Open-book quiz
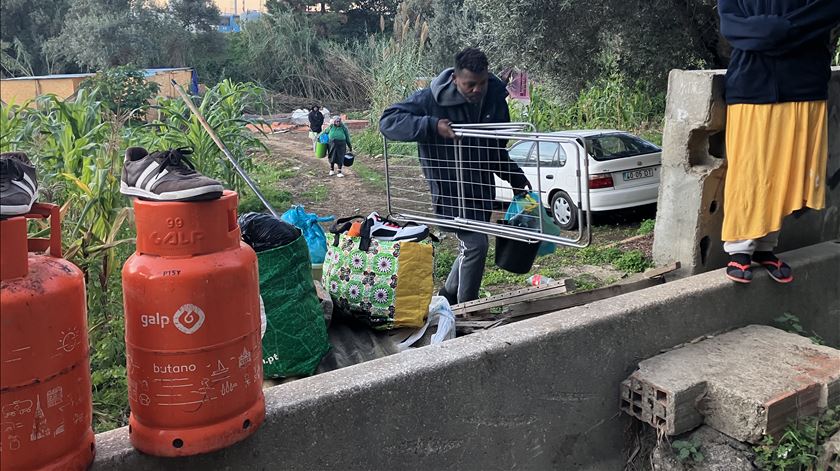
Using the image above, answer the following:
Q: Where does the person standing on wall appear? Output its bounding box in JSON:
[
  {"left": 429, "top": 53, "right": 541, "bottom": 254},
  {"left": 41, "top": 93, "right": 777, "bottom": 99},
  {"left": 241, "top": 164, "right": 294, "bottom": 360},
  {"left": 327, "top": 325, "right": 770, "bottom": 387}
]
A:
[
  {"left": 379, "top": 48, "right": 530, "bottom": 304},
  {"left": 308, "top": 105, "right": 324, "bottom": 152},
  {"left": 718, "top": 0, "right": 840, "bottom": 284},
  {"left": 324, "top": 116, "right": 352, "bottom": 178}
]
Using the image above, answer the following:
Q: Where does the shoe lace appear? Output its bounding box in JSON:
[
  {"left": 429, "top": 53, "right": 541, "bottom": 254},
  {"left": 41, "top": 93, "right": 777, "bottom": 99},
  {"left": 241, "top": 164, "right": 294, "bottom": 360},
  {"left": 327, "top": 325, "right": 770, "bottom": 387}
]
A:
[{"left": 155, "top": 147, "right": 198, "bottom": 176}]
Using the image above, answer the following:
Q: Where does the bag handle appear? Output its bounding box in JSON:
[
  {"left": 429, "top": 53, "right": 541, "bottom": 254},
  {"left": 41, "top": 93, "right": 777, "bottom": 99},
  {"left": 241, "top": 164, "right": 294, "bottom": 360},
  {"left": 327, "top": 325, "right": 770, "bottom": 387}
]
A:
[
  {"left": 330, "top": 214, "right": 439, "bottom": 251},
  {"left": 330, "top": 215, "right": 364, "bottom": 246}
]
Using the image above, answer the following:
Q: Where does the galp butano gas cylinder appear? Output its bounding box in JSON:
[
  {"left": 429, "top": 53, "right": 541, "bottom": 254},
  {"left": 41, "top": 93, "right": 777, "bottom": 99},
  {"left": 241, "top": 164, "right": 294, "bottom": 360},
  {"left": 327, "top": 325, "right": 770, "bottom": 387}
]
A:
[
  {"left": 122, "top": 191, "right": 265, "bottom": 457},
  {"left": 0, "top": 204, "right": 95, "bottom": 471}
]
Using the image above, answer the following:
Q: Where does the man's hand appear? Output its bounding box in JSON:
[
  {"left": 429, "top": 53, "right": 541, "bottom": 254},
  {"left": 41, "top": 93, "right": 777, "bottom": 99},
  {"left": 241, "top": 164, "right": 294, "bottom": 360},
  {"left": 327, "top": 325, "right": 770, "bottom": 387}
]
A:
[
  {"left": 437, "top": 119, "right": 456, "bottom": 139},
  {"left": 513, "top": 180, "right": 531, "bottom": 198}
]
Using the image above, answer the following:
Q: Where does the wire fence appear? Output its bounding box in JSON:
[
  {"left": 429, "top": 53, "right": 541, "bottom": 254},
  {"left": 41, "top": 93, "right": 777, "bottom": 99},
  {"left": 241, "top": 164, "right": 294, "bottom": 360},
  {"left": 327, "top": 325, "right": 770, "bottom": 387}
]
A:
[{"left": 384, "top": 123, "right": 592, "bottom": 247}]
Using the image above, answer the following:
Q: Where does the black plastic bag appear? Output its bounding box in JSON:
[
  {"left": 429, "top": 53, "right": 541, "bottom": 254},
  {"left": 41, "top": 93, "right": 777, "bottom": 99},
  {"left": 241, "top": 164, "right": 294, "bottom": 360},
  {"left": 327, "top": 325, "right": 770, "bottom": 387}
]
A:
[{"left": 239, "top": 212, "right": 301, "bottom": 252}]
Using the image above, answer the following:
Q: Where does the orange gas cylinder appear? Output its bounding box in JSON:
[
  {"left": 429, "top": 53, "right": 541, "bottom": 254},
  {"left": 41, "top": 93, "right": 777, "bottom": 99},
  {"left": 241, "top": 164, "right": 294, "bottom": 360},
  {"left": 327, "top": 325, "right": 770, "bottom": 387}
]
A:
[
  {"left": 0, "top": 204, "right": 95, "bottom": 471},
  {"left": 121, "top": 191, "right": 265, "bottom": 457}
]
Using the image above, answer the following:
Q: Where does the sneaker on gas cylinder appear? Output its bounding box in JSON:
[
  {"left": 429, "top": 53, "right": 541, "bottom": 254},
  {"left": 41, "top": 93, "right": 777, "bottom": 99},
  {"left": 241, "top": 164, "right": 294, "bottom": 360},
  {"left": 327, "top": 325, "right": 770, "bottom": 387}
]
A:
[
  {"left": 1, "top": 152, "right": 38, "bottom": 217},
  {"left": 120, "top": 147, "right": 224, "bottom": 201}
]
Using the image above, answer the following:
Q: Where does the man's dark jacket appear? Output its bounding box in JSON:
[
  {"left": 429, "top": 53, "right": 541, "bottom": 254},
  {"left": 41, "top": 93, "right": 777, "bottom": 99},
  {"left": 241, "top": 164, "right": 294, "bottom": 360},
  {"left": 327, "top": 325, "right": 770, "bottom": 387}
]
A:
[
  {"left": 379, "top": 68, "right": 529, "bottom": 222},
  {"left": 719, "top": 0, "right": 840, "bottom": 104}
]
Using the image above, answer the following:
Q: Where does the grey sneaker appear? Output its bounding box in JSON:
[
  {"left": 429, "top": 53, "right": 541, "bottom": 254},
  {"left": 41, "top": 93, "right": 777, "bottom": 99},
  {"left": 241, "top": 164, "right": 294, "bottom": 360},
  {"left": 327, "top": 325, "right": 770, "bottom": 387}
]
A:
[
  {"left": 120, "top": 147, "right": 224, "bottom": 201},
  {"left": 1, "top": 152, "right": 38, "bottom": 217}
]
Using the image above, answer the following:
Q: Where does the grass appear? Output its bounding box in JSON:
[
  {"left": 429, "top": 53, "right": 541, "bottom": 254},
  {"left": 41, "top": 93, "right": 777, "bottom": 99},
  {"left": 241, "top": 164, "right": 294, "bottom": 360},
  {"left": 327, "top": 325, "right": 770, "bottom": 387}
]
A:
[
  {"left": 753, "top": 405, "right": 840, "bottom": 470},
  {"left": 481, "top": 267, "right": 530, "bottom": 287},
  {"left": 434, "top": 246, "right": 457, "bottom": 280},
  {"left": 353, "top": 159, "right": 386, "bottom": 190},
  {"left": 238, "top": 162, "right": 295, "bottom": 214},
  {"left": 637, "top": 219, "right": 655, "bottom": 236},
  {"left": 571, "top": 274, "right": 601, "bottom": 292},
  {"left": 432, "top": 237, "right": 652, "bottom": 297},
  {"left": 303, "top": 183, "right": 329, "bottom": 203}
]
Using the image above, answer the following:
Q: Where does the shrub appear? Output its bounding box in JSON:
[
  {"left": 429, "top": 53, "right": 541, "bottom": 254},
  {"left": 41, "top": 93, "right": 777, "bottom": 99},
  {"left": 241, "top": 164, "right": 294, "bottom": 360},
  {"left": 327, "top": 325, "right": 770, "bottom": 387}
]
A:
[{"left": 79, "top": 66, "right": 160, "bottom": 119}]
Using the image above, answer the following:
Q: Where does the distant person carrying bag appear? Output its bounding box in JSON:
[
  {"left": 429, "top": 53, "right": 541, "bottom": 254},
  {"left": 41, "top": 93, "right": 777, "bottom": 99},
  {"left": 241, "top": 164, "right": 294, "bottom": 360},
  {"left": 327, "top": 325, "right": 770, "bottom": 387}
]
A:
[
  {"left": 308, "top": 105, "right": 324, "bottom": 152},
  {"left": 324, "top": 116, "right": 352, "bottom": 178},
  {"left": 717, "top": 0, "right": 840, "bottom": 284}
]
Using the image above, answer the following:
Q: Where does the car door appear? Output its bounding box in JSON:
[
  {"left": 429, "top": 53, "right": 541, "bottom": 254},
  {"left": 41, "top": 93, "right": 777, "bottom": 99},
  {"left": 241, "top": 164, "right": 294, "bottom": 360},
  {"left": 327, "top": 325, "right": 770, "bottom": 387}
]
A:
[
  {"left": 495, "top": 140, "right": 533, "bottom": 201},
  {"left": 530, "top": 141, "right": 561, "bottom": 202}
]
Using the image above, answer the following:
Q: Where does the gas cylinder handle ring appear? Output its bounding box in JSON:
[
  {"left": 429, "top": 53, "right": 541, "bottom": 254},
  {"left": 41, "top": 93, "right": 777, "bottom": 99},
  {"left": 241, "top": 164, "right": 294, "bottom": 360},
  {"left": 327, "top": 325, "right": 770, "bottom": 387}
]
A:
[{"left": 25, "top": 203, "right": 62, "bottom": 258}]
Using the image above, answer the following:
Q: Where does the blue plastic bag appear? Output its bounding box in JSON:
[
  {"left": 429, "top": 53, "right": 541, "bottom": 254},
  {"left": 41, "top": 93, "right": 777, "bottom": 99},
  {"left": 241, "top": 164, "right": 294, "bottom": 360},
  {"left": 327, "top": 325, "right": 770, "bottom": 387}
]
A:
[
  {"left": 503, "top": 192, "right": 560, "bottom": 256},
  {"left": 281, "top": 205, "right": 334, "bottom": 264},
  {"left": 318, "top": 133, "right": 330, "bottom": 144}
]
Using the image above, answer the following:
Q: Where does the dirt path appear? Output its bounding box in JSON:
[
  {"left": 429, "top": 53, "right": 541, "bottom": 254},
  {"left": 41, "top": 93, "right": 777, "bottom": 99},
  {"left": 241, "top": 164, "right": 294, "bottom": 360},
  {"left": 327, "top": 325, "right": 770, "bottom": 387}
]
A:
[{"left": 259, "top": 132, "right": 389, "bottom": 219}]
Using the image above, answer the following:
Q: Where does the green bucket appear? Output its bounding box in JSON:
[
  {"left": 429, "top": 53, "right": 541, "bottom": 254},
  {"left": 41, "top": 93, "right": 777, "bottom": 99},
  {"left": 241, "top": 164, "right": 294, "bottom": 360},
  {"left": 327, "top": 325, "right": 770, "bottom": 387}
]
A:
[{"left": 315, "top": 142, "right": 327, "bottom": 158}]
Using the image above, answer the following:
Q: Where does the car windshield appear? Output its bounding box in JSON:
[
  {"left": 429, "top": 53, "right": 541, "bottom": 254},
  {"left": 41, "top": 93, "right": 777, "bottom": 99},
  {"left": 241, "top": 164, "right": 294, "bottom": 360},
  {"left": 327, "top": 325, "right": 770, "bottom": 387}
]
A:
[{"left": 585, "top": 134, "right": 660, "bottom": 161}]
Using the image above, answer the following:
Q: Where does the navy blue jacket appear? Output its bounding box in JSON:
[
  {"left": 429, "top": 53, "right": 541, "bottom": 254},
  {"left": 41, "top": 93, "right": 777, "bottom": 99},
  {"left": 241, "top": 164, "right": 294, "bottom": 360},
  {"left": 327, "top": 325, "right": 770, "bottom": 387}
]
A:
[
  {"left": 379, "top": 68, "right": 529, "bottom": 222},
  {"left": 719, "top": 0, "right": 840, "bottom": 104}
]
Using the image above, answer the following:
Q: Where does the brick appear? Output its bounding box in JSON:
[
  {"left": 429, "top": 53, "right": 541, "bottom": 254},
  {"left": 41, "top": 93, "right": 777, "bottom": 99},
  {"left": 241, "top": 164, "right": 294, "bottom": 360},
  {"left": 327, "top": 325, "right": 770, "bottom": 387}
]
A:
[{"left": 620, "top": 325, "right": 840, "bottom": 443}]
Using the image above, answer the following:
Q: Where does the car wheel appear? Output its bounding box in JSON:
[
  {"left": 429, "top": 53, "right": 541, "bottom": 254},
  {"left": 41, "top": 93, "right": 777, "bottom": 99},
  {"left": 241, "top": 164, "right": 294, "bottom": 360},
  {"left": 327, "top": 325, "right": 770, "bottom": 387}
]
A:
[{"left": 550, "top": 191, "right": 579, "bottom": 231}]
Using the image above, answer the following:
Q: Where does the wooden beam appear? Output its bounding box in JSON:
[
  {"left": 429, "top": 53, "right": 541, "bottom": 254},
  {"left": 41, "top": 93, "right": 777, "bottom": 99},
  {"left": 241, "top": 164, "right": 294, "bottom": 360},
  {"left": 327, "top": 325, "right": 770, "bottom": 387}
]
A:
[
  {"left": 452, "top": 262, "right": 681, "bottom": 332},
  {"left": 500, "top": 262, "right": 680, "bottom": 320},
  {"left": 502, "top": 276, "right": 664, "bottom": 319},
  {"left": 451, "top": 279, "right": 574, "bottom": 317}
]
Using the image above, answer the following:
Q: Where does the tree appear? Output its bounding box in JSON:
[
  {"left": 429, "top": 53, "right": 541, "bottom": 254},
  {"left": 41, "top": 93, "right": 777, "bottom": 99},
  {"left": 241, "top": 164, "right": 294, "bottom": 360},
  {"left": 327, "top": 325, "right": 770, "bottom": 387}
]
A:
[
  {"left": 426, "top": 0, "right": 474, "bottom": 71},
  {"left": 45, "top": 0, "right": 225, "bottom": 75},
  {"left": 458, "top": 0, "right": 721, "bottom": 97},
  {"left": 45, "top": 0, "right": 167, "bottom": 70},
  {"left": 168, "top": 0, "right": 221, "bottom": 31},
  {"left": 0, "top": 0, "right": 71, "bottom": 75}
]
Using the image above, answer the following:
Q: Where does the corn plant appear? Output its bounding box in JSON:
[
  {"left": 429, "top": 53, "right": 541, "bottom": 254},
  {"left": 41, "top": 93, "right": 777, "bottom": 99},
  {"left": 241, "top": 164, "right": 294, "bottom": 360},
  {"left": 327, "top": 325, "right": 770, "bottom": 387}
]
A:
[
  {"left": 24, "top": 91, "right": 109, "bottom": 186},
  {"left": 130, "top": 79, "right": 268, "bottom": 193},
  {"left": 0, "top": 100, "right": 38, "bottom": 152}
]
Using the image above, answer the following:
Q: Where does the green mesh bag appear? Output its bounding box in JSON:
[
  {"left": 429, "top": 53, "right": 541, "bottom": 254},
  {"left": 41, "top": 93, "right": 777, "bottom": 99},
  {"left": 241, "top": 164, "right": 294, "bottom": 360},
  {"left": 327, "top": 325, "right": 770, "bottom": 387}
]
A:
[{"left": 258, "top": 235, "right": 329, "bottom": 378}]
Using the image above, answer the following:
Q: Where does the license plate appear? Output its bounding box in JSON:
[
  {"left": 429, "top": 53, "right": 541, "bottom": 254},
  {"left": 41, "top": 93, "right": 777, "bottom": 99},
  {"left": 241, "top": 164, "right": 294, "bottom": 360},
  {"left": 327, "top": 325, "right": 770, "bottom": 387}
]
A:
[{"left": 622, "top": 168, "right": 655, "bottom": 181}]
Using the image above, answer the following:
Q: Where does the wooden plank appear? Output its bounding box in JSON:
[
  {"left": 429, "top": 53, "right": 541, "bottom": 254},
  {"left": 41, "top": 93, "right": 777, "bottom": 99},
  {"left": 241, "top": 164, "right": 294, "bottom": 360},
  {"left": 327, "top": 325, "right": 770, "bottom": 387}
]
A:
[
  {"left": 636, "top": 261, "right": 681, "bottom": 280},
  {"left": 496, "top": 262, "right": 681, "bottom": 322},
  {"left": 455, "top": 320, "right": 498, "bottom": 329},
  {"left": 452, "top": 279, "right": 574, "bottom": 316},
  {"left": 453, "top": 263, "right": 680, "bottom": 332},
  {"left": 502, "top": 276, "right": 664, "bottom": 319}
]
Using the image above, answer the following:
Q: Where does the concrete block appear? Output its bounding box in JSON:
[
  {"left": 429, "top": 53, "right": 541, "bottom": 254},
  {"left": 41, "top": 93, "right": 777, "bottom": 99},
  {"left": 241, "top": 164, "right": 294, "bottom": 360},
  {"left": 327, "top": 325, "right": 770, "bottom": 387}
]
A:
[
  {"left": 653, "top": 69, "right": 728, "bottom": 277},
  {"left": 653, "top": 68, "right": 840, "bottom": 277},
  {"left": 622, "top": 325, "right": 840, "bottom": 443}
]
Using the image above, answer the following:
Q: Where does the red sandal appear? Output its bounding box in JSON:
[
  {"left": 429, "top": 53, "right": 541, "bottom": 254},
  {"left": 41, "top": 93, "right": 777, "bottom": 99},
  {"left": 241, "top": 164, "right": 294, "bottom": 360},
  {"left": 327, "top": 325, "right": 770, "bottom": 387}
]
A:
[
  {"left": 725, "top": 254, "right": 753, "bottom": 284},
  {"left": 753, "top": 251, "right": 793, "bottom": 283}
]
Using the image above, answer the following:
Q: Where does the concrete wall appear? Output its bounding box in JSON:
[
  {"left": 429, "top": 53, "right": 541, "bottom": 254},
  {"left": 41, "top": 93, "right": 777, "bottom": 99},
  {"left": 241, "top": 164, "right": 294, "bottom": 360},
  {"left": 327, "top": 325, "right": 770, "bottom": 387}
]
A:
[
  {"left": 653, "top": 68, "right": 840, "bottom": 277},
  {"left": 92, "top": 242, "right": 840, "bottom": 471},
  {"left": 0, "top": 75, "right": 92, "bottom": 105}
]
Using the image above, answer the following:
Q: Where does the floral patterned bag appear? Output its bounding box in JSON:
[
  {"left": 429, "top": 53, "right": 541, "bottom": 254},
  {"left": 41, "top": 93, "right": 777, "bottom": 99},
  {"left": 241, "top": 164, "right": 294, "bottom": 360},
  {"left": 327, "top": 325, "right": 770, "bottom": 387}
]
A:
[{"left": 322, "top": 217, "right": 434, "bottom": 330}]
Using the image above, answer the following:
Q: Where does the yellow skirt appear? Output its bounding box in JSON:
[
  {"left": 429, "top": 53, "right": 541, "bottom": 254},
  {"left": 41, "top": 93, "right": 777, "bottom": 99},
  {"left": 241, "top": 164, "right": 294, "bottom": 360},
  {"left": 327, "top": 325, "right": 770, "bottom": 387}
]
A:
[{"left": 722, "top": 101, "right": 828, "bottom": 241}]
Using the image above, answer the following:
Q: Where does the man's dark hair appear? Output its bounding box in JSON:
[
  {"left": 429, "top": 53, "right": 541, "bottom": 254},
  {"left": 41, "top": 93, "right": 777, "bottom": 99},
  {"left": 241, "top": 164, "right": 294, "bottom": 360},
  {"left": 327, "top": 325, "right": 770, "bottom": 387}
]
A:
[{"left": 455, "top": 48, "right": 488, "bottom": 74}]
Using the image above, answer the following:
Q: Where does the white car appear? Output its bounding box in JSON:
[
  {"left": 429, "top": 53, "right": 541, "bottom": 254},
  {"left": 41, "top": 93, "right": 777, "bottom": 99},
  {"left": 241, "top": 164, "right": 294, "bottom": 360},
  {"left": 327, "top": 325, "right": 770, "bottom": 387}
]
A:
[{"left": 496, "top": 130, "right": 662, "bottom": 230}]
